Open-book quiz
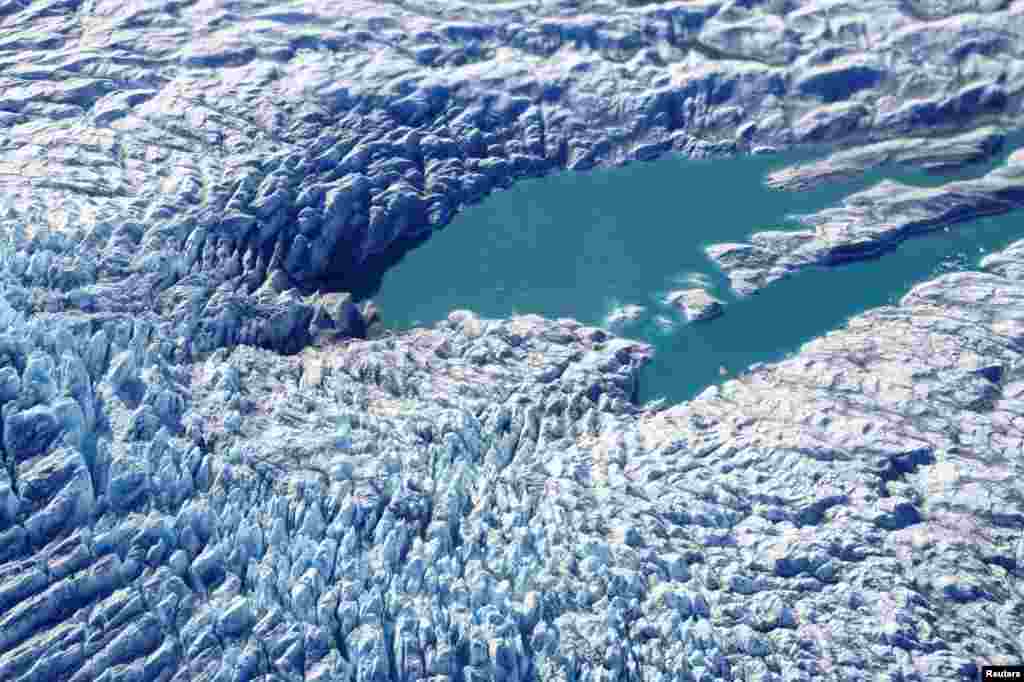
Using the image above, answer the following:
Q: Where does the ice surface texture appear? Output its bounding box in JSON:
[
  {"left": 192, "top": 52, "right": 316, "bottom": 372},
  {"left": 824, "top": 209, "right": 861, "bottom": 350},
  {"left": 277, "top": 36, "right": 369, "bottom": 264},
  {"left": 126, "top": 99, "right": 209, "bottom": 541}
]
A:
[{"left": 2, "top": 0, "right": 1024, "bottom": 681}]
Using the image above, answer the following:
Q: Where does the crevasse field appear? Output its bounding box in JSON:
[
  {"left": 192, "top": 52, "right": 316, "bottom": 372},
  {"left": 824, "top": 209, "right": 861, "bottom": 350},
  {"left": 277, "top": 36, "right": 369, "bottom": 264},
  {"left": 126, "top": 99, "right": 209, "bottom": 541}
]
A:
[{"left": 2, "top": 0, "right": 1024, "bottom": 681}]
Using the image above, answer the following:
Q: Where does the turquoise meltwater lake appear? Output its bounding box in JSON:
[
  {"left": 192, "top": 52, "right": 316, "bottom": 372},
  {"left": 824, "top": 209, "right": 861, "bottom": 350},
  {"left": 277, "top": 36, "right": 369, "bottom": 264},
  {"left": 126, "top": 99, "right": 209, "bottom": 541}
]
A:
[{"left": 361, "top": 138, "right": 1024, "bottom": 404}]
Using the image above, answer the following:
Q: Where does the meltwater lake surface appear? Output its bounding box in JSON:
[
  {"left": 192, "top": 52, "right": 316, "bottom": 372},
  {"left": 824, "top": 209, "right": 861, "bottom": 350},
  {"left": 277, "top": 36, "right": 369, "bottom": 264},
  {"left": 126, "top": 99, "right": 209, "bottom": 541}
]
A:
[{"left": 364, "top": 141, "right": 1024, "bottom": 405}]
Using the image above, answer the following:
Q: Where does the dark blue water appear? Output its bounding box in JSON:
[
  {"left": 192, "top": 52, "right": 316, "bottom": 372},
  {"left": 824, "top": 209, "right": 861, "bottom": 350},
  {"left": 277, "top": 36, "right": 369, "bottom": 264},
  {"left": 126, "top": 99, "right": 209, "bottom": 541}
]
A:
[{"left": 366, "top": 138, "right": 1024, "bottom": 404}]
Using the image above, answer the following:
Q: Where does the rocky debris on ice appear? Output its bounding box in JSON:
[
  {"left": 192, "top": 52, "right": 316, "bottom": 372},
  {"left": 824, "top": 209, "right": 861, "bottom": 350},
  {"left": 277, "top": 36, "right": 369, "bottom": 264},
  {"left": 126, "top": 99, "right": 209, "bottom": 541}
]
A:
[
  {"left": 765, "top": 127, "right": 1007, "bottom": 191},
  {"left": 707, "top": 152, "right": 1024, "bottom": 296},
  {"left": 666, "top": 289, "right": 726, "bottom": 323}
]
